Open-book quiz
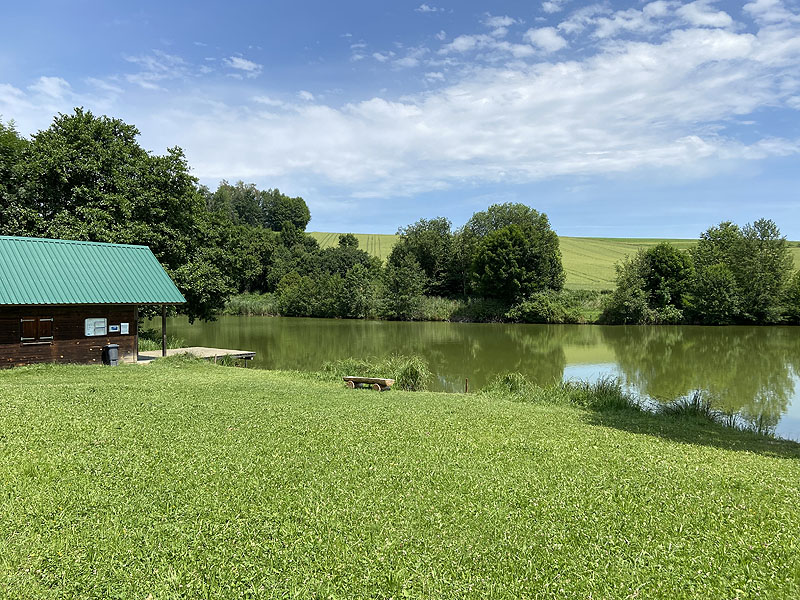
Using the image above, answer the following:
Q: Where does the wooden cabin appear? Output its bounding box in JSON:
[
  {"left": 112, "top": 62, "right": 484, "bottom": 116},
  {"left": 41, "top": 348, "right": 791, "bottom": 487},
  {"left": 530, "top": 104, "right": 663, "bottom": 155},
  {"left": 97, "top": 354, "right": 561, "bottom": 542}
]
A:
[{"left": 0, "top": 236, "right": 185, "bottom": 367}]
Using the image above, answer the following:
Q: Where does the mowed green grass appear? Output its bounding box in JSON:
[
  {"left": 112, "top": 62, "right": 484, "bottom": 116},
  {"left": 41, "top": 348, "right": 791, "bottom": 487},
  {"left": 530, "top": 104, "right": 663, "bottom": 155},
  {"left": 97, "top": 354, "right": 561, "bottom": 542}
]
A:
[
  {"left": 311, "top": 232, "right": 800, "bottom": 291},
  {"left": 1, "top": 362, "right": 798, "bottom": 598}
]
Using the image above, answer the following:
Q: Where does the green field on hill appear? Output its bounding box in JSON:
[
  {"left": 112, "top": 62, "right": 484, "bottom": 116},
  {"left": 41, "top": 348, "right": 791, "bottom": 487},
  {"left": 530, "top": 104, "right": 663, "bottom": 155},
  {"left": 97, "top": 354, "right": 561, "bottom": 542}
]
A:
[{"left": 311, "top": 232, "right": 800, "bottom": 291}]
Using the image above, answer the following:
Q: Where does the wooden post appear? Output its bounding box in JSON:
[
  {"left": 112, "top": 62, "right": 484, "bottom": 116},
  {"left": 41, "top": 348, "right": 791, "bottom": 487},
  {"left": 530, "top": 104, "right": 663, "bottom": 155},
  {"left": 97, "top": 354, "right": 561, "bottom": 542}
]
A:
[
  {"left": 465, "top": 378, "right": 469, "bottom": 394},
  {"left": 134, "top": 306, "right": 139, "bottom": 363},
  {"left": 161, "top": 304, "right": 167, "bottom": 357}
]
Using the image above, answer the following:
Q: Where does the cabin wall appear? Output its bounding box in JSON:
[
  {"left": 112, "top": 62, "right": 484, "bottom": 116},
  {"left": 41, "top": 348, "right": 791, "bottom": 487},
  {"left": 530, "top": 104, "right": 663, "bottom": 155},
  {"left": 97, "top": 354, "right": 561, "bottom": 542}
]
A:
[{"left": 0, "top": 305, "right": 137, "bottom": 368}]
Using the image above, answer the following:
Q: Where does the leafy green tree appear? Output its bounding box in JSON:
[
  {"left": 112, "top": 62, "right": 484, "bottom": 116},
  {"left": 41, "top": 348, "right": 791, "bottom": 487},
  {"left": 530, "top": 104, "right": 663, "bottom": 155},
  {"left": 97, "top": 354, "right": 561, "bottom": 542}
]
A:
[
  {"left": 338, "top": 233, "right": 359, "bottom": 248},
  {"left": 0, "top": 119, "right": 33, "bottom": 234},
  {"left": 206, "top": 180, "right": 263, "bottom": 227},
  {"left": 472, "top": 225, "right": 529, "bottom": 303},
  {"left": 5, "top": 108, "right": 230, "bottom": 321},
  {"left": 784, "top": 271, "right": 800, "bottom": 324},
  {"left": 690, "top": 219, "right": 793, "bottom": 324},
  {"left": 390, "top": 217, "right": 455, "bottom": 296},
  {"left": 640, "top": 242, "right": 694, "bottom": 310},
  {"left": 337, "top": 263, "right": 380, "bottom": 318},
  {"left": 738, "top": 219, "right": 794, "bottom": 323},
  {"left": 685, "top": 264, "right": 741, "bottom": 325},
  {"left": 463, "top": 203, "right": 565, "bottom": 295},
  {"left": 276, "top": 273, "right": 317, "bottom": 316},
  {"left": 262, "top": 189, "right": 311, "bottom": 231},
  {"left": 380, "top": 253, "right": 427, "bottom": 320},
  {"left": 601, "top": 246, "right": 688, "bottom": 325}
]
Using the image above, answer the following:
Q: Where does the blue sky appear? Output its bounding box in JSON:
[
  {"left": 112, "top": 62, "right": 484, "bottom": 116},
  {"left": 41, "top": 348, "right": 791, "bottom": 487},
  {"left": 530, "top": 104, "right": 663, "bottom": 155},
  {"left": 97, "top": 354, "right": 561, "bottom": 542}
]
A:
[{"left": 1, "top": 0, "right": 799, "bottom": 237}]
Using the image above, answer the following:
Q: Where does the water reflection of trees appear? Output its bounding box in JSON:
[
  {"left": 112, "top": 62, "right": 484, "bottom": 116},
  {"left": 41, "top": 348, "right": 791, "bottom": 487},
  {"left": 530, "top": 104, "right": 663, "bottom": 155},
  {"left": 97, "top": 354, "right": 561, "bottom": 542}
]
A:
[{"left": 601, "top": 326, "right": 799, "bottom": 429}]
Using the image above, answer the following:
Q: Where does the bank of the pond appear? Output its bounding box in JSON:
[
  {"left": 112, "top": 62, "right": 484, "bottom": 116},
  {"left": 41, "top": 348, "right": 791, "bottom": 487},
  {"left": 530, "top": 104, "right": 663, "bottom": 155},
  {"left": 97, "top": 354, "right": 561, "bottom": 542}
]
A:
[
  {"left": 154, "top": 316, "right": 800, "bottom": 440},
  {"left": 1, "top": 361, "right": 798, "bottom": 598},
  {"left": 221, "top": 291, "right": 607, "bottom": 324}
]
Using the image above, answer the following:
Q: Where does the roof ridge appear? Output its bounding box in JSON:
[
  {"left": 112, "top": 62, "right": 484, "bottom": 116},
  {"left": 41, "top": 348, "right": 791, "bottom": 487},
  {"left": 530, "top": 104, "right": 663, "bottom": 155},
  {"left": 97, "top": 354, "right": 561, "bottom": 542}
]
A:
[{"left": 0, "top": 235, "right": 149, "bottom": 249}]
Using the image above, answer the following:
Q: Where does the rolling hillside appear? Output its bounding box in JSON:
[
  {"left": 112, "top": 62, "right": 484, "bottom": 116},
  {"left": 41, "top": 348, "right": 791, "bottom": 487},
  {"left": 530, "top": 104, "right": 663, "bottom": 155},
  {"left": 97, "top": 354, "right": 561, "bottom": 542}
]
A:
[{"left": 310, "top": 232, "right": 800, "bottom": 291}]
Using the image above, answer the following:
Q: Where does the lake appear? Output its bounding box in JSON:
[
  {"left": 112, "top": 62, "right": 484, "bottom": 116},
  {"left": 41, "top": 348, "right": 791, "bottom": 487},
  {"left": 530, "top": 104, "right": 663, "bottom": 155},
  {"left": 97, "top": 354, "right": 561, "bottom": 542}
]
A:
[{"left": 154, "top": 316, "right": 800, "bottom": 441}]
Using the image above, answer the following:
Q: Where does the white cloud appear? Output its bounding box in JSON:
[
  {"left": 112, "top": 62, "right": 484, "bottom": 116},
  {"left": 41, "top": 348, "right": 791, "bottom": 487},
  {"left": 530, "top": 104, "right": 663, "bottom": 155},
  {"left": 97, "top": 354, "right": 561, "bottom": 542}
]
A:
[
  {"left": 395, "top": 57, "right": 420, "bottom": 68},
  {"left": 416, "top": 4, "right": 443, "bottom": 13},
  {"left": 253, "top": 95, "right": 287, "bottom": 108},
  {"left": 373, "top": 52, "right": 393, "bottom": 62},
  {"left": 5, "top": 2, "right": 800, "bottom": 203},
  {"left": 677, "top": 1, "right": 733, "bottom": 28},
  {"left": 523, "top": 27, "right": 568, "bottom": 53},
  {"left": 223, "top": 56, "right": 263, "bottom": 78},
  {"left": 743, "top": 0, "right": 800, "bottom": 24},
  {"left": 28, "top": 76, "right": 71, "bottom": 99},
  {"left": 435, "top": 30, "right": 447, "bottom": 41},
  {"left": 542, "top": 0, "right": 569, "bottom": 14},
  {"left": 121, "top": 21, "right": 799, "bottom": 199},
  {"left": 124, "top": 50, "right": 188, "bottom": 90}
]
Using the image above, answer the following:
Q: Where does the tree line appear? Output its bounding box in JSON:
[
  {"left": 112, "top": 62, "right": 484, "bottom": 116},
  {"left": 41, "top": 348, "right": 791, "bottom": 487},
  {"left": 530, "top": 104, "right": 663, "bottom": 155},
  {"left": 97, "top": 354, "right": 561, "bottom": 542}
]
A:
[{"left": 1, "top": 109, "right": 798, "bottom": 325}]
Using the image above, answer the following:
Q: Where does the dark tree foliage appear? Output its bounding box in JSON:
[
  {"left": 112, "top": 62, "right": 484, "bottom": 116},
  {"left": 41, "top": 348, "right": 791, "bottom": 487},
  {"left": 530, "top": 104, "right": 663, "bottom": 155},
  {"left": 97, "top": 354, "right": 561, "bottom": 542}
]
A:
[
  {"left": 206, "top": 180, "right": 263, "bottom": 227},
  {"left": 601, "top": 246, "right": 690, "bottom": 325},
  {"left": 689, "top": 219, "right": 793, "bottom": 324},
  {"left": 0, "top": 120, "right": 27, "bottom": 195},
  {"left": 640, "top": 242, "right": 694, "bottom": 310},
  {"left": 262, "top": 188, "right": 311, "bottom": 231},
  {"left": 464, "top": 203, "right": 565, "bottom": 295},
  {"left": 685, "top": 263, "right": 740, "bottom": 325},
  {"left": 381, "top": 253, "right": 427, "bottom": 320},
  {"left": 785, "top": 271, "right": 800, "bottom": 325},
  {"left": 338, "top": 233, "right": 359, "bottom": 248},
  {"left": 472, "top": 225, "right": 529, "bottom": 303},
  {"left": 0, "top": 109, "right": 231, "bottom": 321},
  {"left": 389, "top": 217, "right": 456, "bottom": 297}
]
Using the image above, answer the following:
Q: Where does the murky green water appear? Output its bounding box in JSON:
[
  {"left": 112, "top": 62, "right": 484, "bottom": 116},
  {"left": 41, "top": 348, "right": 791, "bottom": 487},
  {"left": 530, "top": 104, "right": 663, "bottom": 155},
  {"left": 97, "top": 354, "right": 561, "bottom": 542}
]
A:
[{"left": 155, "top": 316, "right": 800, "bottom": 440}]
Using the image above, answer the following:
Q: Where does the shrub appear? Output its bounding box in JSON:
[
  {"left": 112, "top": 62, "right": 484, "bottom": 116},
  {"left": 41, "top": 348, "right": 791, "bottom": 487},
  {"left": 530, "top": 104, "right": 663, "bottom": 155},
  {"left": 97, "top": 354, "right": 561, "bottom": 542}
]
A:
[
  {"left": 416, "top": 296, "right": 461, "bottom": 321},
  {"left": 562, "top": 377, "right": 639, "bottom": 412},
  {"left": 658, "top": 391, "right": 716, "bottom": 421},
  {"left": 480, "top": 372, "right": 533, "bottom": 397},
  {"left": 223, "top": 293, "right": 280, "bottom": 316}
]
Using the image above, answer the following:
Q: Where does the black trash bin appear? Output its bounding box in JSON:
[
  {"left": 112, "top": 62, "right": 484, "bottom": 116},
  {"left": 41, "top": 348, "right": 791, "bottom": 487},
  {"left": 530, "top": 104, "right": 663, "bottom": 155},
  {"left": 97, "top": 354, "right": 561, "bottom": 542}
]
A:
[{"left": 103, "top": 344, "right": 120, "bottom": 366}]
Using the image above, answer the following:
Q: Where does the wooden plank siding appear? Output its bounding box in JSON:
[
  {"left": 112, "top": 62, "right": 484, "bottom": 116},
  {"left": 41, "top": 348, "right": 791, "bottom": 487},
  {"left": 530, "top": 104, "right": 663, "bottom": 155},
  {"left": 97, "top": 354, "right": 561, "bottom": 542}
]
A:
[{"left": 0, "top": 305, "right": 137, "bottom": 367}]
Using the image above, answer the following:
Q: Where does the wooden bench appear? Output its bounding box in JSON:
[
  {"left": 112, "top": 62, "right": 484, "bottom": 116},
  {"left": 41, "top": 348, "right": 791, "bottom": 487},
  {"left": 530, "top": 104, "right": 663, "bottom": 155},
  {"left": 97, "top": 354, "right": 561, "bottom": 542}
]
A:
[{"left": 343, "top": 376, "right": 395, "bottom": 391}]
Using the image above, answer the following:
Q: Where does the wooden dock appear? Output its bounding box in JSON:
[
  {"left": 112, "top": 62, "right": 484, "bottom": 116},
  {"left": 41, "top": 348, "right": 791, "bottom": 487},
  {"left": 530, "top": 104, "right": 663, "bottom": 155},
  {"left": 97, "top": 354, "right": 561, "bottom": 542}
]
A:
[{"left": 138, "top": 347, "right": 256, "bottom": 364}]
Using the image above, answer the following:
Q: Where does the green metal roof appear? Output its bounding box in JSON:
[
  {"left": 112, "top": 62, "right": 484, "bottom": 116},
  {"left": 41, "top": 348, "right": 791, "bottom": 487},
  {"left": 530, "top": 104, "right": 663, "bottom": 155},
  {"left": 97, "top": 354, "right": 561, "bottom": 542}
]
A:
[{"left": 0, "top": 236, "right": 186, "bottom": 305}]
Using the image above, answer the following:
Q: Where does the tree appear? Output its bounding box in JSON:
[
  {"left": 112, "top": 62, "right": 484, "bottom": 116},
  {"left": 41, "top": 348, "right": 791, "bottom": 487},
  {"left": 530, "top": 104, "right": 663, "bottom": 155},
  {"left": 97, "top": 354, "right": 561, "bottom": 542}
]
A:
[
  {"left": 685, "top": 264, "right": 741, "bottom": 325},
  {"left": 262, "top": 188, "right": 311, "bottom": 231},
  {"left": 690, "top": 219, "right": 793, "bottom": 324},
  {"left": 5, "top": 108, "right": 230, "bottom": 321},
  {"left": 738, "top": 219, "right": 794, "bottom": 323},
  {"left": 338, "top": 233, "right": 359, "bottom": 248},
  {"left": 390, "top": 217, "right": 455, "bottom": 296},
  {"left": 380, "top": 253, "right": 427, "bottom": 320},
  {"left": 640, "top": 242, "right": 694, "bottom": 310},
  {"left": 785, "top": 271, "right": 800, "bottom": 325},
  {"left": 601, "top": 246, "right": 689, "bottom": 325},
  {"left": 463, "top": 203, "right": 565, "bottom": 295},
  {"left": 472, "top": 225, "right": 529, "bottom": 303},
  {"left": 0, "top": 119, "right": 33, "bottom": 234}
]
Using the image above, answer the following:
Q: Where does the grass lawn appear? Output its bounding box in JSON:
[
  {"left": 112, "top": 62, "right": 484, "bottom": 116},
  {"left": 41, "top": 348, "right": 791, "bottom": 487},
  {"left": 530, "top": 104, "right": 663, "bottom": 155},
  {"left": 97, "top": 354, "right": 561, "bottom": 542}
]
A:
[{"left": 1, "top": 361, "right": 799, "bottom": 598}]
